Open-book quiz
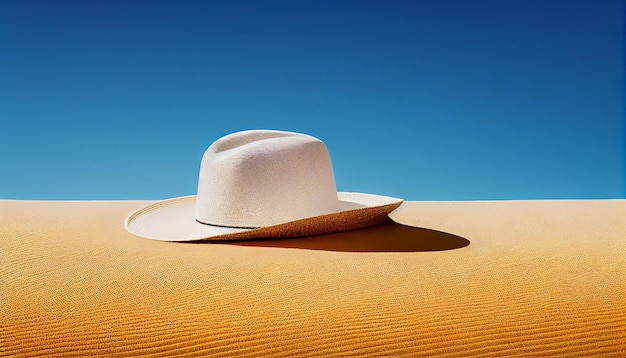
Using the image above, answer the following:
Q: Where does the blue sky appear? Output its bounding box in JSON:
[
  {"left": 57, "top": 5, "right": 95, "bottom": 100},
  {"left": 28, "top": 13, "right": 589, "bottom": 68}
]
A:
[{"left": 1, "top": 0, "right": 624, "bottom": 200}]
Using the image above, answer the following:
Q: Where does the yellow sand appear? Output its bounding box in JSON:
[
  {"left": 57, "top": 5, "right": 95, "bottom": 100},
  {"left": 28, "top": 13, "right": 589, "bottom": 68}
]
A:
[{"left": 1, "top": 199, "right": 625, "bottom": 357}]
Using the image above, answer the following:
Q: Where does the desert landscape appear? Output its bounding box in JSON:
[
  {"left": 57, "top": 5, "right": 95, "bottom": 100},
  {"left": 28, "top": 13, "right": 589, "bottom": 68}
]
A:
[{"left": 1, "top": 199, "right": 624, "bottom": 356}]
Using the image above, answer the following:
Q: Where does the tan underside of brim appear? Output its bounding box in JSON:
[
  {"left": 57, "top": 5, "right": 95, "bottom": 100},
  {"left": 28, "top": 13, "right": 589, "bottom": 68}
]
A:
[{"left": 125, "top": 192, "right": 403, "bottom": 242}]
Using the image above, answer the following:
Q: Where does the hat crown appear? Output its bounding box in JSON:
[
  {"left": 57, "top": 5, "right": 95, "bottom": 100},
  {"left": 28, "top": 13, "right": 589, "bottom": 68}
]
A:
[{"left": 195, "top": 130, "right": 340, "bottom": 228}]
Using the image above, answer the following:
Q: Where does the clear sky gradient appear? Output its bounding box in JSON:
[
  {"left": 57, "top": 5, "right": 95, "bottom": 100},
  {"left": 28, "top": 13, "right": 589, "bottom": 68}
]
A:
[{"left": 1, "top": 0, "right": 624, "bottom": 200}]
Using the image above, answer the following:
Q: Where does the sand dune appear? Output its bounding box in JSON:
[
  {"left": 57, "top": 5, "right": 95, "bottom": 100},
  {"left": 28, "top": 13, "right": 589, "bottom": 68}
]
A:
[{"left": 1, "top": 199, "right": 625, "bottom": 356}]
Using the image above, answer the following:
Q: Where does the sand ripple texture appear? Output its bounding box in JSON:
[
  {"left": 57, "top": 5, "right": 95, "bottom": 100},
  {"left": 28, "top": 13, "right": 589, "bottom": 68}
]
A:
[{"left": 1, "top": 199, "right": 625, "bottom": 357}]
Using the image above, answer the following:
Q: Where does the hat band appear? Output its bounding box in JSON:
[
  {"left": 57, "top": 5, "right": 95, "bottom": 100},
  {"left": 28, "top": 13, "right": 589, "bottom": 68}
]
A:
[{"left": 195, "top": 219, "right": 260, "bottom": 230}]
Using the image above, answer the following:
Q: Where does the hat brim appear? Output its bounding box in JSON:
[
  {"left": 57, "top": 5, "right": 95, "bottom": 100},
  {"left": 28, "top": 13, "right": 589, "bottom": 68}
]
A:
[{"left": 125, "top": 192, "right": 403, "bottom": 242}]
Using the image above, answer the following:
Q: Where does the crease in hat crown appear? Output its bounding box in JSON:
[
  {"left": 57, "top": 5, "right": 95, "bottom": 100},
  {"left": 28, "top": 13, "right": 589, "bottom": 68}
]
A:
[{"left": 195, "top": 130, "right": 340, "bottom": 228}]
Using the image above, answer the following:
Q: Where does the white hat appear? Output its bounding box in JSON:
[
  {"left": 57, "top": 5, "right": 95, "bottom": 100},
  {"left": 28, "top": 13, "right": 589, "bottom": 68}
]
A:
[{"left": 125, "top": 129, "right": 403, "bottom": 241}]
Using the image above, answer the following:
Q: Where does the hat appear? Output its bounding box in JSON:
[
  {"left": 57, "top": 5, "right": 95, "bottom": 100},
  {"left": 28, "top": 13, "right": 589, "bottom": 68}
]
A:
[{"left": 125, "top": 129, "right": 403, "bottom": 242}]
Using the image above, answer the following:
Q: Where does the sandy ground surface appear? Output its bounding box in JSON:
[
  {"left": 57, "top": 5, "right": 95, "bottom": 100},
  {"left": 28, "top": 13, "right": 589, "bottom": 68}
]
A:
[{"left": 1, "top": 199, "right": 625, "bottom": 356}]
